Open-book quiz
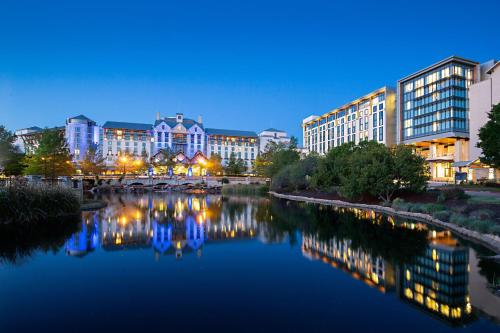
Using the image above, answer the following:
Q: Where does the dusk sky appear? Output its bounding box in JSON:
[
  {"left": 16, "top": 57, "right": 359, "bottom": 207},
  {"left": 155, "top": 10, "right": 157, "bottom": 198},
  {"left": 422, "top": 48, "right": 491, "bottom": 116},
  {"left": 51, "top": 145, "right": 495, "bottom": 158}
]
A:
[{"left": 1, "top": 0, "right": 499, "bottom": 142}]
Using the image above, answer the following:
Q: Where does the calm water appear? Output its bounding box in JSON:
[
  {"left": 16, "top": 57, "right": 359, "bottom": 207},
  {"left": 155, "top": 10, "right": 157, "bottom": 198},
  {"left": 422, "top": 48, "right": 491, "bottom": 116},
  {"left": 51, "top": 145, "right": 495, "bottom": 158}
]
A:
[{"left": 1, "top": 193, "right": 499, "bottom": 333}]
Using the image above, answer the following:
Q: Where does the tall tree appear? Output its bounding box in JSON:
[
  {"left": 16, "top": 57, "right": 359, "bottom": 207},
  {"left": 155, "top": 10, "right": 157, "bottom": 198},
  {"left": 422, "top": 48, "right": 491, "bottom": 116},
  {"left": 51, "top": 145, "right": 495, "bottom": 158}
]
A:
[
  {"left": 225, "top": 153, "right": 246, "bottom": 175},
  {"left": 23, "top": 129, "right": 75, "bottom": 179},
  {"left": 79, "top": 145, "right": 106, "bottom": 176},
  {"left": 0, "top": 126, "right": 25, "bottom": 176},
  {"left": 206, "top": 153, "right": 223, "bottom": 176},
  {"left": 477, "top": 103, "right": 500, "bottom": 169}
]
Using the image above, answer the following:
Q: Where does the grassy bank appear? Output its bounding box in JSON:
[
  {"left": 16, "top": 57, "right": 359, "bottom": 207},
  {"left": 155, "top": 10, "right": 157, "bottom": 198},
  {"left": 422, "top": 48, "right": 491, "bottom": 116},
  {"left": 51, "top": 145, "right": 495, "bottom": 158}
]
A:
[
  {"left": 0, "top": 185, "right": 81, "bottom": 225},
  {"left": 221, "top": 184, "right": 269, "bottom": 196},
  {"left": 390, "top": 189, "right": 500, "bottom": 235}
]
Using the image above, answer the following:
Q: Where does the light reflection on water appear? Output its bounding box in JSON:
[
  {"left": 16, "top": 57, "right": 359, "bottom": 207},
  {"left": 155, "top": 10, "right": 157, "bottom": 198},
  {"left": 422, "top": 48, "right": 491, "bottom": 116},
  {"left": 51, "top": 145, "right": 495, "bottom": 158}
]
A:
[{"left": 1, "top": 192, "right": 499, "bottom": 332}]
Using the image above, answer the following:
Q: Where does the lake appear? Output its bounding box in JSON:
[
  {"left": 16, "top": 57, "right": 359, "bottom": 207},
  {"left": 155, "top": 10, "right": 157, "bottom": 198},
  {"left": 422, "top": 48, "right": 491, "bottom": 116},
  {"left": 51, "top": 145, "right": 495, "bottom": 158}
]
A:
[{"left": 1, "top": 193, "right": 499, "bottom": 333}]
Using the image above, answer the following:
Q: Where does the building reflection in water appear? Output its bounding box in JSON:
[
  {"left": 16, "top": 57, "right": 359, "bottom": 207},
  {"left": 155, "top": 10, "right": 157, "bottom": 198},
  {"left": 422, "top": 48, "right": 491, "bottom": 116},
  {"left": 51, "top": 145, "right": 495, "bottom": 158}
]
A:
[
  {"left": 66, "top": 194, "right": 259, "bottom": 260},
  {"left": 301, "top": 209, "right": 475, "bottom": 326}
]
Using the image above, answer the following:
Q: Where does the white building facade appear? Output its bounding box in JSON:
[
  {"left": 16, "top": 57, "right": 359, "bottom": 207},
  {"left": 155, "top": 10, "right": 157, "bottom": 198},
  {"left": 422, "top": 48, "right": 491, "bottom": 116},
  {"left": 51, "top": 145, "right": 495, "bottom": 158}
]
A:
[
  {"left": 205, "top": 128, "right": 258, "bottom": 169},
  {"left": 303, "top": 87, "right": 397, "bottom": 155},
  {"left": 258, "top": 128, "right": 291, "bottom": 152}
]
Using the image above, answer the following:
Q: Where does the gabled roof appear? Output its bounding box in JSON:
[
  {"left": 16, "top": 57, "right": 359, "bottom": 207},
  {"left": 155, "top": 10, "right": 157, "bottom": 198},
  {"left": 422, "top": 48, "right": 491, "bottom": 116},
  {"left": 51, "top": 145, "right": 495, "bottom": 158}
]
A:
[
  {"left": 70, "top": 114, "right": 92, "bottom": 121},
  {"left": 486, "top": 61, "right": 500, "bottom": 74},
  {"left": 103, "top": 121, "right": 152, "bottom": 131},
  {"left": 205, "top": 128, "right": 258, "bottom": 137},
  {"left": 154, "top": 117, "right": 204, "bottom": 130},
  {"left": 262, "top": 128, "right": 285, "bottom": 133}
]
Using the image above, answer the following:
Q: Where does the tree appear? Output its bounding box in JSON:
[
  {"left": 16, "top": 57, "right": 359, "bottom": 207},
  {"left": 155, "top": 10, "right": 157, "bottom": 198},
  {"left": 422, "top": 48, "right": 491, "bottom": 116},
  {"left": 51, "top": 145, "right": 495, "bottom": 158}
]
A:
[
  {"left": 79, "top": 145, "right": 106, "bottom": 176},
  {"left": 23, "top": 129, "right": 74, "bottom": 180},
  {"left": 0, "top": 126, "right": 25, "bottom": 176},
  {"left": 271, "top": 154, "right": 319, "bottom": 192},
  {"left": 338, "top": 142, "right": 428, "bottom": 203},
  {"left": 115, "top": 153, "right": 146, "bottom": 175},
  {"left": 477, "top": 103, "right": 500, "bottom": 169},
  {"left": 206, "top": 153, "right": 223, "bottom": 175},
  {"left": 225, "top": 153, "right": 246, "bottom": 175},
  {"left": 311, "top": 142, "right": 356, "bottom": 191},
  {"left": 152, "top": 149, "right": 176, "bottom": 175}
]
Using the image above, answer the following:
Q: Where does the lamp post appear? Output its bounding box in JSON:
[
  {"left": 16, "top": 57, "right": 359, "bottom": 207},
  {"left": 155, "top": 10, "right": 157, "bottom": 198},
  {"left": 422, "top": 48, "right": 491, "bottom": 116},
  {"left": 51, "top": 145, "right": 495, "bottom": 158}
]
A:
[{"left": 120, "top": 156, "right": 128, "bottom": 177}]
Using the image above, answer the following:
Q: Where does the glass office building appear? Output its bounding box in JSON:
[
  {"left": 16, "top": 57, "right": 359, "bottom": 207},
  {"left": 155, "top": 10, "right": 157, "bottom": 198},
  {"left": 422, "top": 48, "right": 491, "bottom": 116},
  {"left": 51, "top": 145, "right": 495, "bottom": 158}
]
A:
[{"left": 397, "top": 57, "right": 479, "bottom": 181}]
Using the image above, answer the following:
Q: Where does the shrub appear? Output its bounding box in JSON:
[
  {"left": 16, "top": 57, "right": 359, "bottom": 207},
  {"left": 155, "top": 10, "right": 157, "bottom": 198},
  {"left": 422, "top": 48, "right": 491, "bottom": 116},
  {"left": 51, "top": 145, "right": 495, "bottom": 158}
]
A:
[
  {"left": 221, "top": 177, "right": 230, "bottom": 184},
  {"left": 488, "top": 224, "right": 500, "bottom": 235},
  {"left": 471, "top": 220, "right": 493, "bottom": 234},
  {"left": 221, "top": 184, "right": 269, "bottom": 196},
  {"left": 0, "top": 185, "right": 80, "bottom": 225},
  {"left": 450, "top": 213, "right": 471, "bottom": 227},
  {"left": 391, "top": 198, "right": 409, "bottom": 211},
  {"left": 423, "top": 204, "right": 447, "bottom": 213},
  {"left": 469, "top": 209, "right": 495, "bottom": 221},
  {"left": 432, "top": 210, "right": 451, "bottom": 222},
  {"left": 439, "top": 187, "right": 469, "bottom": 201}
]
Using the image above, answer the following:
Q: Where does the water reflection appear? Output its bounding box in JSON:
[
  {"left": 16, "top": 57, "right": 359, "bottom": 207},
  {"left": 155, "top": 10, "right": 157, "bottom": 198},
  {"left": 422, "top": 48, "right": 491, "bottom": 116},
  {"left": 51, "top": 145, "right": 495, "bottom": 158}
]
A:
[
  {"left": 66, "top": 194, "right": 260, "bottom": 260},
  {"left": 2, "top": 192, "right": 498, "bottom": 330}
]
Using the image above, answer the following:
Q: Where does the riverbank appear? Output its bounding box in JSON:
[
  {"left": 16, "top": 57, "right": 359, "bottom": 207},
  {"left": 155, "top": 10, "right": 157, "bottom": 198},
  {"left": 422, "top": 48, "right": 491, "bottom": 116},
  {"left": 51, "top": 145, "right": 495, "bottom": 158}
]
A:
[
  {"left": 270, "top": 191, "right": 500, "bottom": 254},
  {"left": 81, "top": 200, "right": 107, "bottom": 211}
]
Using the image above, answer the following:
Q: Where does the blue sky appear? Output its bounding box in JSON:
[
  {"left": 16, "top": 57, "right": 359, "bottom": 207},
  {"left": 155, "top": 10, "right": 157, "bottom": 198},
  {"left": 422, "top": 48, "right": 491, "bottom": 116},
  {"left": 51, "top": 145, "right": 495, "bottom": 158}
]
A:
[{"left": 1, "top": 0, "right": 499, "bottom": 142}]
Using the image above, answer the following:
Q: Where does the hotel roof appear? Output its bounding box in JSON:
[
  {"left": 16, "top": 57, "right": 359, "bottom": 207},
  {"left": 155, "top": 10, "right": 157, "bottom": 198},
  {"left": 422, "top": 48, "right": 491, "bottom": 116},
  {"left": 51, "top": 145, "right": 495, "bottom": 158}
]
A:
[
  {"left": 398, "top": 55, "right": 479, "bottom": 83},
  {"left": 262, "top": 128, "right": 285, "bottom": 133},
  {"left": 69, "top": 114, "right": 93, "bottom": 121},
  {"left": 154, "top": 117, "right": 203, "bottom": 129},
  {"left": 102, "top": 121, "right": 152, "bottom": 131},
  {"left": 205, "top": 128, "right": 258, "bottom": 137}
]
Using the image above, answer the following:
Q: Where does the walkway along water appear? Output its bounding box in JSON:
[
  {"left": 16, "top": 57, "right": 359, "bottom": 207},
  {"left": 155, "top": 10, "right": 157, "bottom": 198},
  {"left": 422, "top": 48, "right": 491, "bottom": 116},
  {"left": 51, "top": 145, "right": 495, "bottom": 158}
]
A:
[{"left": 270, "top": 191, "right": 500, "bottom": 254}]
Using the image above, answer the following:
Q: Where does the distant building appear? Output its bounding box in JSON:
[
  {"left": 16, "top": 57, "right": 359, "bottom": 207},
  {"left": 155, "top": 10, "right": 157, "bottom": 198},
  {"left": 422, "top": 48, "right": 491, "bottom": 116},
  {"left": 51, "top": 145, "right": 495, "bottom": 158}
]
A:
[
  {"left": 152, "top": 113, "right": 205, "bottom": 158},
  {"left": 65, "top": 115, "right": 100, "bottom": 161},
  {"left": 258, "top": 128, "right": 291, "bottom": 152},
  {"left": 14, "top": 126, "right": 65, "bottom": 155},
  {"left": 205, "top": 128, "right": 258, "bottom": 170},
  {"left": 101, "top": 121, "right": 153, "bottom": 167},
  {"left": 302, "top": 86, "right": 397, "bottom": 155}
]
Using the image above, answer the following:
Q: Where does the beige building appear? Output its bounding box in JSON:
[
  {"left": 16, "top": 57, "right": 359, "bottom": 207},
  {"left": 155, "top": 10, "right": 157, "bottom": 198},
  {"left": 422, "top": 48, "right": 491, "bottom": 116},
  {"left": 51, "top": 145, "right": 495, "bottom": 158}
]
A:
[
  {"left": 303, "top": 87, "right": 397, "bottom": 155},
  {"left": 467, "top": 60, "right": 500, "bottom": 182}
]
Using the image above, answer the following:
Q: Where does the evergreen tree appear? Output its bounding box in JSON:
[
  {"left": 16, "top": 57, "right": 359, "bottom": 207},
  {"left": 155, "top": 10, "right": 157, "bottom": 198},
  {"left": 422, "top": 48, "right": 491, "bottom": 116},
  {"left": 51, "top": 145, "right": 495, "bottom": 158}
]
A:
[{"left": 477, "top": 103, "right": 500, "bottom": 169}]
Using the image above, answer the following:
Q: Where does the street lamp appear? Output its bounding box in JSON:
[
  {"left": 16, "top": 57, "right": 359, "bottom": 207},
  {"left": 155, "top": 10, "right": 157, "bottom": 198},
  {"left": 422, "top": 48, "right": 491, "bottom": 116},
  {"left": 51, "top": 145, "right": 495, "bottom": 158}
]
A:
[{"left": 120, "top": 156, "right": 128, "bottom": 176}]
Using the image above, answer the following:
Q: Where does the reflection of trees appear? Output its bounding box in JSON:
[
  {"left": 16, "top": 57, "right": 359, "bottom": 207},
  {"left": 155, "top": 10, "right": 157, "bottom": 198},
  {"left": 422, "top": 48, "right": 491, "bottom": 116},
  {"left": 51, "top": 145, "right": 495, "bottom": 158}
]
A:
[
  {"left": 259, "top": 198, "right": 428, "bottom": 264},
  {"left": 0, "top": 215, "right": 80, "bottom": 264}
]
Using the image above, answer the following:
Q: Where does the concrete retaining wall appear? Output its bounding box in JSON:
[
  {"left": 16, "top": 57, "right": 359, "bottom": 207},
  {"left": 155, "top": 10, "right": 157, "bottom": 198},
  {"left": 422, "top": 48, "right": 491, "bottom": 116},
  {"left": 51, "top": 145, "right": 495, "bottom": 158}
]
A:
[{"left": 269, "top": 191, "right": 500, "bottom": 254}]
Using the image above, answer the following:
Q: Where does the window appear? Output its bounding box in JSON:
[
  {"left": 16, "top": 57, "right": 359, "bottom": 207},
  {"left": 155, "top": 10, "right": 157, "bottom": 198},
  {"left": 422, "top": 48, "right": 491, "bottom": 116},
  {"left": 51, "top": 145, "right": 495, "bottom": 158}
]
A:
[
  {"left": 373, "top": 128, "right": 377, "bottom": 140},
  {"left": 378, "top": 103, "right": 384, "bottom": 111},
  {"left": 379, "top": 129, "right": 383, "bottom": 142},
  {"left": 379, "top": 111, "right": 384, "bottom": 126}
]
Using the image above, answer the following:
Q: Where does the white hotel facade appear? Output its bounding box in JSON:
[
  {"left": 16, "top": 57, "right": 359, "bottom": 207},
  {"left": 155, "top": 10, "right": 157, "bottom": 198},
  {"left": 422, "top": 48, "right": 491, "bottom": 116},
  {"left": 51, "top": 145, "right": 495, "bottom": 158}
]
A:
[
  {"left": 303, "top": 87, "right": 397, "bottom": 154},
  {"left": 16, "top": 112, "right": 289, "bottom": 173}
]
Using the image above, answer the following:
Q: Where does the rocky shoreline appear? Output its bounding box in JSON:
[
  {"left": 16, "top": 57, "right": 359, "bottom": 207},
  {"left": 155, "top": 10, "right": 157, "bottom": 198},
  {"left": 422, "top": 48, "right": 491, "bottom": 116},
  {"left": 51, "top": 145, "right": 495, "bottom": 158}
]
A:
[{"left": 270, "top": 191, "right": 500, "bottom": 254}]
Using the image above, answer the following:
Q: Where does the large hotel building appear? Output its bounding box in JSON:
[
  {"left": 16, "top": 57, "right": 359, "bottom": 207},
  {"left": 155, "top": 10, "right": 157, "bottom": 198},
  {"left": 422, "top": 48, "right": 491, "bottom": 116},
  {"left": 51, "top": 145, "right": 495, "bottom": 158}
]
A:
[
  {"left": 16, "top": 112, "right": 288, "bottom": 174},
  {"left": 303, "top": 87, "right": 396, "bottom": 154},
  {"left": 303, "top": 56, "right": 500, "bottom": 182}
]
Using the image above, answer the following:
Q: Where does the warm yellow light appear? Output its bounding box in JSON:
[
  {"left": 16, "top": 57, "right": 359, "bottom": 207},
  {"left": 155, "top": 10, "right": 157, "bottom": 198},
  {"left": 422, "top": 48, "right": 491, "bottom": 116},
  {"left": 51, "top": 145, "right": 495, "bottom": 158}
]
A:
[{"left": 120, "top": 156, "right": 128, "bottom": 163}]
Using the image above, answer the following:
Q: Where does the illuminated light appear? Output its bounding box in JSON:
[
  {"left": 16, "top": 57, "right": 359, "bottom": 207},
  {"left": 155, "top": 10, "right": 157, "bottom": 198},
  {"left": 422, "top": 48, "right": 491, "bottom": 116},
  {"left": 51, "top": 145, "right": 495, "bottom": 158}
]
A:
[
  {"left": 231, "top": 230, "right": 235, "bottom": 238},
  {"left": 415, "top": 293, "right": 424, "bottom": 304},
  {"left": 415, "top": 283, "right": 424, "bottom": 293},
  {"left": 465, "top": 303, "right": 472, "bottom": 314},
  {"left": 432, "top": 230, "right": 436, "bottom": 238},
  {"left": 451, "top": 307, "right": 461, "bottom": 318},
  {"left": 440, "top": 304, "right": 450, "bottom": 317},
  {"left": 371, "top": 273, "right": 379, "bottom": 285},
  {"left": 435, "top": 262, "right": 440, "bottom": 272},
  {"left": 404, "top": 288, "right": 413, "bottom": 299},
  {"left": 177, "top": 241, "right": 181, "bottom": 249},
  {"left": 432, "top": 249, "right": 437, "bottom": 260},
  {"left": 406, "top": 270, "right": 411, "bottom": 281}
]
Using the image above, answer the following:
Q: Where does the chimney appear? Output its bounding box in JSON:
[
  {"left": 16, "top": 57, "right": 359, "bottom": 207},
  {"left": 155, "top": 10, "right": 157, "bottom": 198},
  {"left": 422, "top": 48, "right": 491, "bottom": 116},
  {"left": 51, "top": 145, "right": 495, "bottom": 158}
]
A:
[
  {"left": 197, "top": 115, "right": 203, "bottom": 124},
  {"left": 156, "top": 112, "right": 160, "bottom": 121},
  {"left": 176, "top": 113, "right": 183, "bottom": 123}
]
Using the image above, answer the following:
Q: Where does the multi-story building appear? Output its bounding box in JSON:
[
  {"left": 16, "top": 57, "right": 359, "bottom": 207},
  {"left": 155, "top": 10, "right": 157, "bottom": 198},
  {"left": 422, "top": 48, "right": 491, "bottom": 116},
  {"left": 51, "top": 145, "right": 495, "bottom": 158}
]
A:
[
  {"left": 398, "top": 238, "right": 472, "bottom": 323},
  {"left": 467, "top": 59, "right": 500, "bottom": 182},
  {"left": 152, "top": 113, "right": 205, "bottom": 158},
  {"left": 397, "top": 56, "right": 478, "bottom": 181},
  {"left": 302, "top": 87, "right": 397, "bottom": 155},
  {"left": 65, "top": 115, "right": 100, "bottom": 161},
  {"left": 205, "top": 128, "right": 258, "bottom": 169},
  {"left": 258, "top": 128, "right": 291, "bottom": 152},
  {"left": 101, "top": 121, "right": 153, "bottom": 167},
  {"left": 14, "top": 126, "right": 65, "bottom": 155}
]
